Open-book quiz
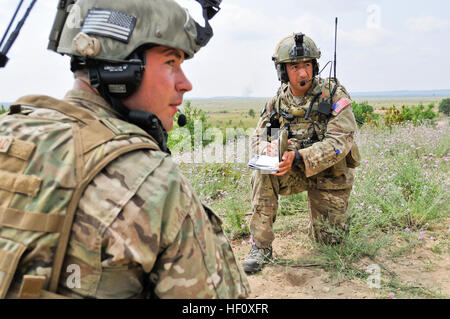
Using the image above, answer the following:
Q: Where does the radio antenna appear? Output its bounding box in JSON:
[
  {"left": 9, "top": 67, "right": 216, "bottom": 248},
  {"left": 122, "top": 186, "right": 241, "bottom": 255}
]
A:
[
  {"left": 0, "top": 0, "right": 24, "bottom": 49},
  {"left": 0, "top": 0, "right": 37, "bottom": 68},
  {"left": 327, "top": 17, "right": 339, "bottom": 101},
  {"left": 334, "top": 17, "right": 338, "bottom": 79}
]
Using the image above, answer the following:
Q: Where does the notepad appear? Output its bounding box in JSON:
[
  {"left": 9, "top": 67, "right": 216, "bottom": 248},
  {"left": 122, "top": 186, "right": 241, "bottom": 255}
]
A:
[{"left": 248, "top": 155, "right": 279, "bottom": 172}]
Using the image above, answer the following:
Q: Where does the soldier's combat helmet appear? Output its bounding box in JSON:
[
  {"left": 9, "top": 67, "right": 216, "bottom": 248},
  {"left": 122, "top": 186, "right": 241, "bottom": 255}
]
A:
[
  {"left": 47, "top": 0, "right": 221, "bottom": 100},
  {"left": 272, "top": 33, "right": 321, "bottom": 83},
  {"left": 50, "top": 0, "right": 221, "bottom": 61}
]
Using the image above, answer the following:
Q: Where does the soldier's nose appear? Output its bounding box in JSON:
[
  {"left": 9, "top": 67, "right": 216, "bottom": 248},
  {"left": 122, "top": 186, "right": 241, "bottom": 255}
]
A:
[{"left": 299, "top": 68, "right": 308, "bottom": 77}]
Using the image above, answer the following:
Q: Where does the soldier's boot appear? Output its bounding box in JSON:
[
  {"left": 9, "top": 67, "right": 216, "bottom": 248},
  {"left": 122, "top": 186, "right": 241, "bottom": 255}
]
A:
[{"left": 242, "top": 245, "right": 273, "bottom": 273}]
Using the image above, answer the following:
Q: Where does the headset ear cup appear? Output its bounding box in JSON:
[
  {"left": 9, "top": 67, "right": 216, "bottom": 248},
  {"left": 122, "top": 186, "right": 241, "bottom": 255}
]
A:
[
  {"left": 89, "top": 60, "right": 144, "bottom": 99},
  {"left": 313, "top": 60, "right": 319, "bottom": 77},
  {"left": 280, "top": 64, "right": 289, "bottom": 83}
]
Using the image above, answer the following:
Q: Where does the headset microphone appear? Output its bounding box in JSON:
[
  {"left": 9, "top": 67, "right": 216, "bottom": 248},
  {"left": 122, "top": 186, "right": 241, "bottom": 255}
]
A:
[
  {"left": 300, "top": 77, "right": 315, "bottom": 87},
  {"left": 177, "top": 109, "right": 187, "bottom": 127}
]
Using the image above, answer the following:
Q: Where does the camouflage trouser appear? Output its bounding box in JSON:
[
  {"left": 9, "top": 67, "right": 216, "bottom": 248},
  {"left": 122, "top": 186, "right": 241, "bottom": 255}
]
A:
[{"left": 250, "top": 168, "right": 352, "bottom": 247}]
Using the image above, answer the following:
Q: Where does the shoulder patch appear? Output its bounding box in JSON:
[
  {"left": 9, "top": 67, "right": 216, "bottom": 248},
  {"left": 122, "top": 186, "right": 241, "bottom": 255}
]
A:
[{"left": 332, "top": 98, "right": 351, "bottom": 114}]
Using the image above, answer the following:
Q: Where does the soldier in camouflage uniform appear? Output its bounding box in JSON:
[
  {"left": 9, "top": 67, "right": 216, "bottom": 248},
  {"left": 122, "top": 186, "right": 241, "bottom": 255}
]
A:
[
  {"left": 0, "top": 0, "right": 250, "bottom": 298},
  {"left": 242, "top": 33, "right": 360, "bottom": 273}
]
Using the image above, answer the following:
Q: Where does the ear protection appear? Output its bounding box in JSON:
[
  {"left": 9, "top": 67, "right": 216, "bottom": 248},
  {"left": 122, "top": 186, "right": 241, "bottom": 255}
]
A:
[{"left": 88, "top": 52, "right": 145, "bottom": 99}]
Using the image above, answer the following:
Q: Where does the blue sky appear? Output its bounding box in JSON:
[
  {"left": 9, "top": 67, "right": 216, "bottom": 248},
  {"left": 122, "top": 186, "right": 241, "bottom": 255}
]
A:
[{"left": 1, "top": 0, "right": 449, "bottom": 100}]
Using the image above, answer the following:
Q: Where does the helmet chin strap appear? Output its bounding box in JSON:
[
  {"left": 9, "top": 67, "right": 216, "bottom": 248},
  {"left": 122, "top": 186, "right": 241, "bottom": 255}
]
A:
[
  {"left": 98, "top": 86, "right": 130, "bottom": 120},
  {"left": 87, "top": 68, "right": 171, "bottom": 154},
  {"left": 102, "top": 87, "right": 171, "bottom": 154}
]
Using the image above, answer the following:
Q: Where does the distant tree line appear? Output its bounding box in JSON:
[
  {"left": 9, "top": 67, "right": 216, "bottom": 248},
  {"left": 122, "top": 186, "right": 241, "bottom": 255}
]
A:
[{"left": 351, "top": 99, "right": 449, "bottom": 128}]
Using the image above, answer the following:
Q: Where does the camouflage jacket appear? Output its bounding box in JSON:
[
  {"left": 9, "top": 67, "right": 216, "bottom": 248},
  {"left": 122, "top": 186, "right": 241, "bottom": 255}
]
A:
[
  {"left": 251, "top": 78, "right": 360, "bottom": 189},
  {"left": 0, "top": 90, "right": 250, "bottom": 299}
]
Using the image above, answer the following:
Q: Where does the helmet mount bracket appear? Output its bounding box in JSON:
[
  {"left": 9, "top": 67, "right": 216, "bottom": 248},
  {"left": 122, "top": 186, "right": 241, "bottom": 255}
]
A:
[{"left": 289, "top": 33, "right": 305, "bottom": 59}]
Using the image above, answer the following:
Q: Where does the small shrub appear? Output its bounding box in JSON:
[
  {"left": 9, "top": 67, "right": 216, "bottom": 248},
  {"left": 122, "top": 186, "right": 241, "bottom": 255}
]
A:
[
  {"left": 384, "top": 104, "right": 437, "bottom": 128},
  {"left": 0, "top": 105, "right": 6, "bottom": 114},
  {"left": 352, "top": 101, "right": 377, "bottom": 126},
  {"left": 438, "top": 98, "right": 450, "bottom": 115}
]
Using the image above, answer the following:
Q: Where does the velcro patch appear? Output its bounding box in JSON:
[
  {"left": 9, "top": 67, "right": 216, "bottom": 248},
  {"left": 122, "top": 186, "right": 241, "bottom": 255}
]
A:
[
  {"left": 0, "top": 136, "right": 13, "bottom": 153},
  {"left": 81, "top": 9, "right": 136, "bottom": 43},
  {"left": 332, "top": 98, "right": 351, "bottom": 114}
]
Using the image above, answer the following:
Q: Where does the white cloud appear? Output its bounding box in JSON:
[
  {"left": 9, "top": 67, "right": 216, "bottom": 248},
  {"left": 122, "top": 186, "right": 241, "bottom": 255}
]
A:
[
  {"left": 406, "top": 16, "right": 450, "bottom": 32},
  {"left": 340, "top": 26, "right": 391, "bottom": 48},
  {"left": 182, "top": 2, "right": 339, "bottom": 98}
]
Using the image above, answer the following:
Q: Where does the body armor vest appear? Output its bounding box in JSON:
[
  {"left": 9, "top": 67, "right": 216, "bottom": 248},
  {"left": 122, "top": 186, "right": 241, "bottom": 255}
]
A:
[
  {"left": 0, "top": 95, "right": 162, "bottom": 299},
  {"left": 276, "top": 89, "right": 330, "bottom": 150}
]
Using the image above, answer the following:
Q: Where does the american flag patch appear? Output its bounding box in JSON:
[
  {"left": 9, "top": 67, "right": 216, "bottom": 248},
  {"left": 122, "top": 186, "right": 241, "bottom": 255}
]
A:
[
  {"left": 81, "top": 9, "right": 136, "bottom": 43},
  {"left": 332, "top": 98, "right": 351, "bottom": 114}
]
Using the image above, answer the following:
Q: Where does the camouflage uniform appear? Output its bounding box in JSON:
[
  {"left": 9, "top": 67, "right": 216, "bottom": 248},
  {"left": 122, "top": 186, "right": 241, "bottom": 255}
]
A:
[
  {"left": 1, "top": 90, "right": 250, "bottom": 298},
  {"left": 250, "top": 77, "right": 359, "bottom": 246}
]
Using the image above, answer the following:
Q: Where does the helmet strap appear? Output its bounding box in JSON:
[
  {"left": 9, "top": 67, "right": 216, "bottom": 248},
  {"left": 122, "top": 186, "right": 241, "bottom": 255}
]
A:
[{"left": 91, "top": 79, "right": 170, "bottom": 153}]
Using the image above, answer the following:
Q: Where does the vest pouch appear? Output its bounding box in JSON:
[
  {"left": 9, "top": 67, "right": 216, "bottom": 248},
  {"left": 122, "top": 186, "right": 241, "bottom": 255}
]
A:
[
  {"left": 0, "top": 236, "right": 27, "bottom": 298},
  {"left": 288, "top": 123, "right": 312, "bottom": 141},
  {"left": 346, "top": 144, "right": 361, "bottom": 168}
]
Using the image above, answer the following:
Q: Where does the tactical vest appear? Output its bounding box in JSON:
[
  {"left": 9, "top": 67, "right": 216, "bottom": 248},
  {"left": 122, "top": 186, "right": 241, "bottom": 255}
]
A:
[
  {"left": 0, "top": 95, "right": 162, "bottom": 299},
  {"left": 276, "top": 91, "right": 328, "bottom": 149},
  {"left": 273, "top": 82, "right": 360, "bottom": 177},
  {"left": 274, "top": 78, "right": 350, "bottom": 145}
]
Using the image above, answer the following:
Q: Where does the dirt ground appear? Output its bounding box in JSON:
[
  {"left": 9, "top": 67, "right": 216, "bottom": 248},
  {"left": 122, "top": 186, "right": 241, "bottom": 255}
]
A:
[{"left": 231, "top": 224, "right": 450, "bottom": 299}]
